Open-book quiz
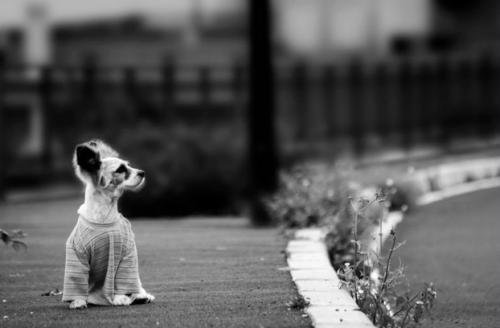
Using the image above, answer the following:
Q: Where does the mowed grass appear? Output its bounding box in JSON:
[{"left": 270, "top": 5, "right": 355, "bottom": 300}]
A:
[{"left": 0, "top": 199, "right": 311, "bottom": 328}]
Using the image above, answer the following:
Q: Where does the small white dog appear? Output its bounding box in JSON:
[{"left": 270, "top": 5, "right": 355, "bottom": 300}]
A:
[{"left": 63, "top": 139, "right": 155, "bottom": 309}]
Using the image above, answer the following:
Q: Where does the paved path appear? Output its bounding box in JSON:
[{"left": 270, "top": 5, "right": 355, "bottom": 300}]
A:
[
  {"left": 393, "top": 187, "right": 500, "bottom": 328},
  {"left": 0, "top": 199, "right": 311, "bottom": 328}
]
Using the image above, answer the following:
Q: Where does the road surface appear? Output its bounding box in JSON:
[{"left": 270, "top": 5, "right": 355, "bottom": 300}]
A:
[{"left": 392, "top": 187, "right": 500, "bottom": 328}]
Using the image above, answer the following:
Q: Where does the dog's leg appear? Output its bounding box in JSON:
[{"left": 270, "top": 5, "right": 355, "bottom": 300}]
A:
[
  {"left": 116, "top": 241, "right": 155, "bottom": 304},
  {"left": 63, "top": 241, "right": 90, "bottom": 309},
  {"left": 131, "top": 277, "right": 155, "bottom": 303},
  {"left": 69, "top": 299, "right": 88, "bottom": 309}
]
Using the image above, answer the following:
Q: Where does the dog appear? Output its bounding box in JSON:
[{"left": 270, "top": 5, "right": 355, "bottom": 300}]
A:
[{"left": 62, "top": 139, "right": 155, "bottom": 309}]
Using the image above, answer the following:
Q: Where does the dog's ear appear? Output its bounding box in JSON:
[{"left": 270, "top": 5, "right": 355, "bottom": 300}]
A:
[{"left": 75, "top": 144, "right": 101, "bottom": 173}]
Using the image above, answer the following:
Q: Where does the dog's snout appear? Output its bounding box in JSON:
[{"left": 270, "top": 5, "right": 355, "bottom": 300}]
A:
[{"left": 137, "top": 170, "right": 145, "bottom": 178}]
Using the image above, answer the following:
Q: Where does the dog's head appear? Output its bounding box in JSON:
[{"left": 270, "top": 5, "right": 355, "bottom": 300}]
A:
[{"left": 73, "top": 139, "right": 145, "bottom": 197}]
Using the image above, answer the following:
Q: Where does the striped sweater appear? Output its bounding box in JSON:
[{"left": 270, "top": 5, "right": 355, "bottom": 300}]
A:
[{"left": 62, "top": 213, "right": 141, "bottom": 305}]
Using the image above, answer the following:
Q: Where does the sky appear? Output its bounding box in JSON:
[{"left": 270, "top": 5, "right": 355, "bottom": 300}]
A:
[{"left": 0, "top": 0, "right": 236, "bottom": 28}]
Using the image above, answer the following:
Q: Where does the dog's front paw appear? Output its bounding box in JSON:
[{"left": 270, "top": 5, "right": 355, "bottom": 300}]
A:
[
  {"left": 133, "top": 288, "right": 155, "bottom": 304},
  {"left": 69, "top": 299, "right": 87, "bottom": 309},
  {"left": 112, "top": 294, "right": 132, "bottom": 306},
  {"left": 140, "top": 292, "right": 155, "bottom": 303}
]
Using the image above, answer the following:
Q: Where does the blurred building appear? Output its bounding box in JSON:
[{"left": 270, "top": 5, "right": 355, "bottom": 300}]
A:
[
  {"left": 2, "top": 11, "right": 246, "bottom": 67},
  {"left": 2, "top": 1, "right": 499, "bottom": 66},
  {"left": 52, "top": 13, "right": 246, "bottom": 67},
  {"left": 276, "top": 0, "right": 500, "bottom": 60}
]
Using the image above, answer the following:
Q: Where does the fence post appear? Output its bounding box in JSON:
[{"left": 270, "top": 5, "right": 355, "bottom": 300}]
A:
[
  {"left": 0, "top": 55, "right": 5, "bottom": 200},
  {"left": 411, "top": 62, "right": 423, "bottom": 142},
  {"left": 493, "top": 57, "right": 500, "bottom": 134},
  {"left": 454, "top": 59, "right": 472, "bottom": 136},
  {"left": 231, "top": 60, "right": 246, "bottom": 129},
  {"left": 418, "top": 61, "right": 434, "bottom": 140},
  {"left": 323, "top": 65, "right": 336, "bottom": 138},
  {"left": 428, "top": 62, "right": 439, "bottom": 142},
  {"left": 82, "top": 57, "right": 97, "bottom": 102},
  {"left": 124, "top": 66, "right": 138, "bottom": 114},
  {"left": 162, "top": 57, "right": 175, "bottom": 120},
  {"left": 435, "top": 58, "right": 451, "bottom": 147},
  {"left": 398, "top": 60, "right": 413, "bottom": 150},
  {"left": 347, "top": 60, "right": 364, "bottom": 156},
  {"left": 292, "top": 62, "right": 308, "bottom": 141},
  {"left": 40, "top": 65, "right": 53, "bottom": 176},
  {"left": 374, "top": 62, "right": 390, "bottom": 140},
  {"left": 232, "top": 61, "right": 244, "bottom": 114},
  {"left": 199, "top": 66, "right": 211, "bottom": 117},
  {"left": 478, "top": 54, "right": 495, "bottom": 137}
]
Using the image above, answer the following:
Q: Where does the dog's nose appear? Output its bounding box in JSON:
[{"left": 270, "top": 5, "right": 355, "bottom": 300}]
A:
[{"left": 137, "top": 170, "right": 145, "bottom": 178}]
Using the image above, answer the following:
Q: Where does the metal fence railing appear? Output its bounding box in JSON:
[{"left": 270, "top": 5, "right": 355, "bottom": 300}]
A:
[{"left": 277, "top": 55, "right": 500, "bottom": 154}]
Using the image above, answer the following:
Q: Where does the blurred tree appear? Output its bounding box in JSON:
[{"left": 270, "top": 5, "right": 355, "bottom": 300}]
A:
[{"left": 247, "top": 0, "right": 278, "bottom": 226}]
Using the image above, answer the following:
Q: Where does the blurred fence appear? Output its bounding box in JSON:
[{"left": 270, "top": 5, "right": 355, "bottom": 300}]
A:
[
  {"left": 1, "top": 55, "right": 500, "bottom": 203},
  {"left": 277, "top": 55, "right": 500, "bottom": 155},
  {"left": 0, "top": 59, "right": 246, "bottom": 179}
]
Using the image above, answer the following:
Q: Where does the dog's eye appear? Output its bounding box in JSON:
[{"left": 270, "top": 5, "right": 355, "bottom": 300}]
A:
[{"left": 115, "top": 164, "right": 127, "bottom": 174}]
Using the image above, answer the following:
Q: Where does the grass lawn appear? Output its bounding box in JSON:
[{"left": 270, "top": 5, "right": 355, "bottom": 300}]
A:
[{"left": 0, "top": 199, "right": 312, "bottom": 328}]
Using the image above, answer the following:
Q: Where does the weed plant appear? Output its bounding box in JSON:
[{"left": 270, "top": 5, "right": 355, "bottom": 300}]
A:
[
  {"left": 0, "top": 229, "right": 27, "bottom": 251},
  {"left": 336, "top": 195, "right": 436, "bottom": 328}
]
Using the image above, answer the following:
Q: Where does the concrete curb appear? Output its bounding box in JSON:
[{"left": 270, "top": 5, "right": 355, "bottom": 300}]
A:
[
  {"left": 287, "top": 156, "right": 500, "bottom": 328},
  {"left": 287, "top": 230, "right": 374, "bottom": 328},
  {"left": 417, "top": 177, "right": 500, "bottom": 206}
]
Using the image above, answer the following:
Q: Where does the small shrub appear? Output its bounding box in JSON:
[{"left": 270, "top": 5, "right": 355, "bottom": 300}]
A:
[
  {"left": 325, "top": 196, "right": 383, "bottom": 269},
  {"left": 378, "top": 179, "right": 422, "bottom": 212},
  {"left": 266, "top": 165, "right": 357, "bottom": 228}
]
